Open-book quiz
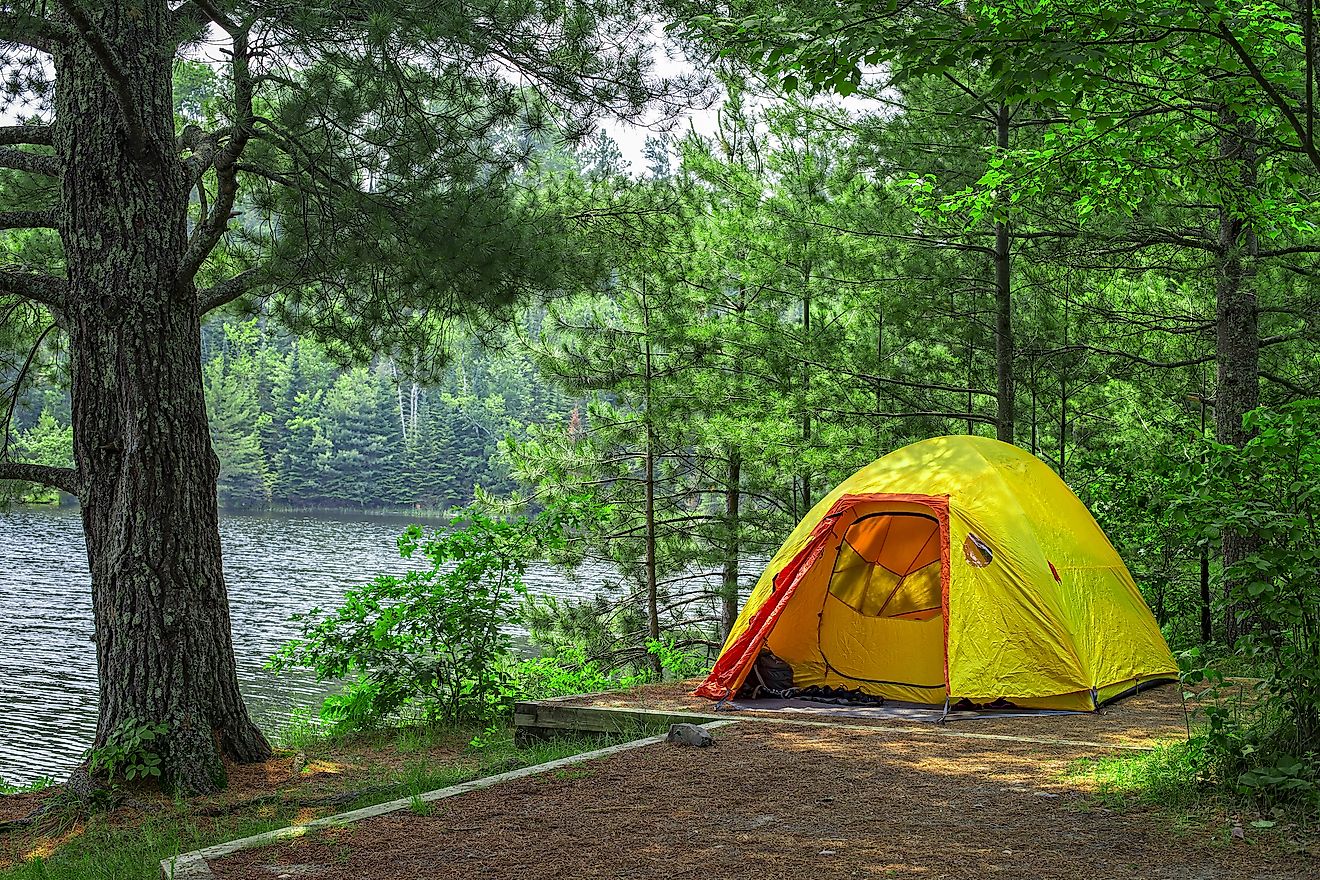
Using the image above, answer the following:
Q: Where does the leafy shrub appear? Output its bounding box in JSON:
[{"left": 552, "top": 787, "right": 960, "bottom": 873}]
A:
[
  {"left": 644, "top": 636, "right": 709, "bottom": 680},
  {"left": 520, "top": 592, "right": 716, "bottom": 681},
  {"left": 86, "top": 719, "right": 168, "bottom": 783},
  {"left": 510, "top": 644, "right": 649, "bottom": 700},
  {"left": 1178, "top": 402, "right": 1320, "bottom": 812},
  {"left": 271, "top": 506, "right": 555, "bottom": 731}
]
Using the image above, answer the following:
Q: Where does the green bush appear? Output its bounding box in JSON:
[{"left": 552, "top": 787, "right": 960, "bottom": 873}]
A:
[
  {"left": 86, "top": 719, "right": 168, "bottom": 784},
  {"left": 510, "top": 644, "right": 648, "bottom": 700},
  {"left": 271, "top": 506, "right": 554, "bottom": 730},
  {"left": 644, "top": 636, "right": 709, "bottom": 680},
  {"left": 1179, "top": 401, "right": 1320, "bottom": 813}
]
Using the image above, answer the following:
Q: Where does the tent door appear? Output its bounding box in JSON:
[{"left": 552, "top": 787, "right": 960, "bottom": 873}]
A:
[{"left": 814, "top": 509, "right": 949, "bottom": 699}]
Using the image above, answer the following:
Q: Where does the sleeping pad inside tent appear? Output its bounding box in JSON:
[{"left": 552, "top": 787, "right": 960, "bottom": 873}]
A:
[{"left": 695, "top": 436, "right": 1179, "bottom": 712}]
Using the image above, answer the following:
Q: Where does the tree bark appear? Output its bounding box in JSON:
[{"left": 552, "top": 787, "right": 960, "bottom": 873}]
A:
[
  {"left": 1214, "top": 108, "right": 1260, "bottom": 646},
  {"left": 53, "top": 2, "right": 269, "bottom": 794},
  {"left": 799, "top": 271, "right": 813, "bottom": 513},
  {"left": 993, "top": 102, "right": 1016, "bottom": 444},
  {"left": 720, "top": 447, "right": 742, "bottom": 639},
  {"left": 641, "top": 284, "right": 661, "bottom": 675}
]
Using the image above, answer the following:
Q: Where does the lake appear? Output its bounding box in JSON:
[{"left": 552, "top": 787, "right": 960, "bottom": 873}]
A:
[{"left": 0, "top": 505, "right": 628, "bottom": 786}]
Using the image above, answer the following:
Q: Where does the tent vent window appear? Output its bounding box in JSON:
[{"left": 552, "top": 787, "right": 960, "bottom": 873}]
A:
[
  {"left": 826, "top": 512, "right": 943, "bottom": 621},
  {"left": 963, "top": 533, "right": 993, "bottom": 567}
]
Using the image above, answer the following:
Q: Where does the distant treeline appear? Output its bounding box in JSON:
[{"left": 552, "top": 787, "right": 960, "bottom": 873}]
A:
[{"left": 10, "top": 316, "right": 572, "bottom": 511}]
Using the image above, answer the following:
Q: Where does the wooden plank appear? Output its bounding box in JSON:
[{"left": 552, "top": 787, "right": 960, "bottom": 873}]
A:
[
  {"left": 162, "top": 721, "right": 739, "bottom": 879},
  {"left": 512, "top": 698, "right": 1161, "bottom": 752},
  {"left": 514, "top": 701, "right": 726, "bottom": 740}
]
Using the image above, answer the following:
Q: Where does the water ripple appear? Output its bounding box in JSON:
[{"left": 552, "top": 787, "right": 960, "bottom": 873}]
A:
[{"left": 0, "top": 506, "right": 627, "bottom": 785}]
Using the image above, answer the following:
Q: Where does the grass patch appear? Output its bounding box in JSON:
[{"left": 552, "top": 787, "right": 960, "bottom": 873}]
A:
[
  {"left": 1064, "top": 740, "right": 1210, "bottom": 812},
  {"left": 0, "top": 723, "right": 643, "bottom": 880},
  {"left": 0, "top": 781, "right": 54, "bottom": 797}
]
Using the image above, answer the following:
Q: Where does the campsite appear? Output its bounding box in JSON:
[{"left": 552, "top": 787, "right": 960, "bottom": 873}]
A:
[{"left": 2, "top": 2, "right": 1320, "bottom": 878}]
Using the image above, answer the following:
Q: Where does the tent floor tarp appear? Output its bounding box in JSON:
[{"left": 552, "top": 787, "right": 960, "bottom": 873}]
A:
[{"left": 725, "top": 696, "right": 1084, "bottom": 723}]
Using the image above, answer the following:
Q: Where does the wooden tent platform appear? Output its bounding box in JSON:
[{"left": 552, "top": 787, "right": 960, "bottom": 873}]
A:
[{"left": 513, "top": 678, "right": 1200, "bottom": 750}]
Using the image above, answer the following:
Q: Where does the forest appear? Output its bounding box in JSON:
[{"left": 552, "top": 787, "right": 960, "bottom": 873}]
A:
[
  {"left": 1, "top": 1, "right": 1319, "bottom": 876},
  {"left": 9, "top": 317, "right": 568, "bottom": 509}
]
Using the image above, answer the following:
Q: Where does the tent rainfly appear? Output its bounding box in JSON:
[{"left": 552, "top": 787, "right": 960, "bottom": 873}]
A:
[{"left": 696, "top": 435, "right": 1179, "bottom": 711}]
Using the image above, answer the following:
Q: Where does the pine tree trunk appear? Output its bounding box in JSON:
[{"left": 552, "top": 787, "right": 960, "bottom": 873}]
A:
[
  {"left": 720, "top": 447, "right": 742, "bottom": 639},
  {"left": 993, "top": 102, "right": 1015, "bottom": 444},
  {"left": 641, "top": 288, "right": 661, "bottom": 675},
  {"left": 800, "top": 275, "right": 813, "bottom": 511},
  {"left": 1214, "top": 109, "right": 1260, "bottom": 646},
  {"left": 53, "top": 3, "right": 270, "bottom": 794}
]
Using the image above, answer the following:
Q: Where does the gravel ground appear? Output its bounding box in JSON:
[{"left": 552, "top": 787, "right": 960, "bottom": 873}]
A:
[{"left": 208, "top": 721, "right": 1312, "bottom": 880}]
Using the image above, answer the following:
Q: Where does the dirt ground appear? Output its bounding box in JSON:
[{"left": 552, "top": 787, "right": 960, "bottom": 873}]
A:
[
  {"left": 554, "top": 678, "right": 1205, "bottom": 747},
  {"left": 0, "top": 729, "right": 479, "bottom": 871},
  {"left": 208, "top": 721, "right": 1313, "bottom": 880}
]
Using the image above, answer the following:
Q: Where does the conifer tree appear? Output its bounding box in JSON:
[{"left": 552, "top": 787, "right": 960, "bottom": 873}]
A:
[{"left": 1, "top": 0, "right": 680, "bottom": 789}]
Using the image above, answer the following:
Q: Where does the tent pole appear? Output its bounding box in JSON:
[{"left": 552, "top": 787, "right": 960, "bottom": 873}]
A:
[{"left": 939, "top": 694, "right": 951, "bottom": 725}]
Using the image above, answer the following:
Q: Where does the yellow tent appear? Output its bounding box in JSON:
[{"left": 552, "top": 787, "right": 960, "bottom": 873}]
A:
[{"left": 695, "top": 436, "right": 1178, "bottom": 711}]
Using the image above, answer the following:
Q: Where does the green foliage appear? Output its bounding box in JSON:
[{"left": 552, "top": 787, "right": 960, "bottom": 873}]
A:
[
  {"left": 644, "top": 637, "right": 709, "bottom": 680},
  {"left": 1178, "top": 402, "right": 1320, "bottom": 812},
  {"left": 0, "top": 775, "right": 55, "bottom": 795},
  {"left": 271, "top": 506, "right": 571, "bottom": 730},
  {"left": 510, "top": 644, "right": 649, "bottom": 700},
  {"left": 2, "top": 408, "right": 73, "bottom": 503},
  {"left": 407, "top": 793, "right": 433, "bottom": 816},
  {"left": 272, "top": 707, "right": 322, "bottom": 751},
  {"left": 197, "top": 317, "right": 566, "bottom": 511},
  {"left": 86, "top": 720, "right": 168, "bottom": 784}
]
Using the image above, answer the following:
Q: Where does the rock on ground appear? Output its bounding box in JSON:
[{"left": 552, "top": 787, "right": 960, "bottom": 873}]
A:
[{"left": 666, "top": 723, "right": 714, "bottom": 747}]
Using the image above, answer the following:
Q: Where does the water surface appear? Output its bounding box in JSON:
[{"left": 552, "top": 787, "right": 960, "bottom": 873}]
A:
[{"left": 0, "top": 506, "right": 620, "bottom": 785}]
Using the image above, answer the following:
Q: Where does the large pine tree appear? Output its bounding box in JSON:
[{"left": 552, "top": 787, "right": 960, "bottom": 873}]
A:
[{"left": 0, "top": 0, "right": 679, "bottom": 792}]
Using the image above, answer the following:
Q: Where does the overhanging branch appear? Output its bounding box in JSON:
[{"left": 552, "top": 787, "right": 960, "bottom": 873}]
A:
[
  {"left": 1217, "top": 21, "right": 1320, "bottom": 172},
  {"left": 1261, "top": 371, "right": 1313, "bottom": 396},
  {"left": 0, "top": 148, "right": 59, "bottom": 177},
  {"left": 0, "top": 10, "right": 70, "bottom": 52},
  {"left": 0, "top": 268, "right": 67, "bottom": 309},
  {"left": 0, "top": 125, "right": 53, "bottom": 147},
  {"left": 178, "top": 22, "right": 253, "bottom": 284},
  {"left": 0, "top": 461, "right": 79, "bottom": 495},
  {"left": 198, "top": 269, "right": 259, "bottom": 313}
]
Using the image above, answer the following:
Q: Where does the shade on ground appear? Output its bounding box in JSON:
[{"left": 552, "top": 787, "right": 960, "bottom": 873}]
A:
[
  {"left": 206, "top": 722, "right": 1311, "bottom": 880},
  {"left": 549, "top": 678, "right": 1205, "bottom": 748}
]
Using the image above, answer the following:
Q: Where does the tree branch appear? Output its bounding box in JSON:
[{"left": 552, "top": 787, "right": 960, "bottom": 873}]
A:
[
  {"left": 0, "top": 461, "right": 79, "bottom": 495},
  {"left": 0, "top": 124, "right": 53, "bottom": 147},
  {"left": 1260, "top": 370, "right": 1313, "bottom": 397},
  {"left": 0, "top": 148, "right": 59, "bottom": 176},
  {"left": 180, "top": 123, "right": 221, "bottom": 179},
  {"left": 198, "top": 269, "right": 259, "bottom": 313},
  {"left": 187, "top": 0, "right": 240, "bottom": 33},
  {"left": 1217, "top": 20, "right": 1320, "bottom": 172},
  {"left": 0, "top": 10, "right": 71, "bottom": 52},
  {"left": 1, "top": 322, "right": 56, "bottom": 461},
  {"left": 0, "top": 209, "right": 57, "bottom": 229},
  {"left": 57, "top": 0, "right": 146, "bottom": 158},
  {"left": 0, "top": 268, "right": 67, "bottom": 308},
  {"left": 179, "top": 24, "right": 253, "bottom": 283},
  {"left": 1043, "top": 343, "right": 1213, "bottom": 369}
]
